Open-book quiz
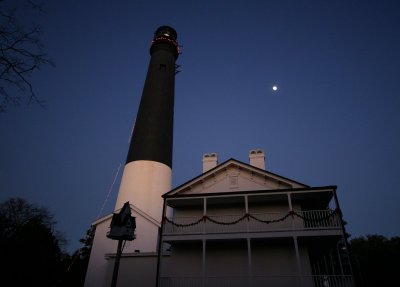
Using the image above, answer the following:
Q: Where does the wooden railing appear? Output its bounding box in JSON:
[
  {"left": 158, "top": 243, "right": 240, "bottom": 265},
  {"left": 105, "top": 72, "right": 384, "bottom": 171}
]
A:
[{"left": 163, "top": 209, "right": 341, "bottom": 235}]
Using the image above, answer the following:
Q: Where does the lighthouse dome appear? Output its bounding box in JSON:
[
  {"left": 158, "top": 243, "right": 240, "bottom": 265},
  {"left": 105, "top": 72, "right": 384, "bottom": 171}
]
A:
[{"left": 154, "top": 26, "right": 177, "bottom": 41}]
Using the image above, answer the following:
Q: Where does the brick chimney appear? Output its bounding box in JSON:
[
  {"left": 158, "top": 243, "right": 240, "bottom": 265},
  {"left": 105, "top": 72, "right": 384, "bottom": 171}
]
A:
[
  {"left": 249, "top": 149, "right": 265, "bottom": 170},
  {"left": 203, "top": 153, "right": 218, "bottom": 172}
]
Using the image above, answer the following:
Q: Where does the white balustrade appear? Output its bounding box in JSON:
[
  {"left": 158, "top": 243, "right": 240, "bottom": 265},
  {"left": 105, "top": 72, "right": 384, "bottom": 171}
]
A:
[{"left": 163, "top": 210, "right": 341, "bottom": 235}]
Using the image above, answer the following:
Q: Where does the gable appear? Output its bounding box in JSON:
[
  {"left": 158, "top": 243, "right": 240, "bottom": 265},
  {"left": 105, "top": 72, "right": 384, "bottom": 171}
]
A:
[
  {"left": 166, "top": 159, "right": 308, "bottom": 197},
  {"left": 91, "top": 203, "right": 160, "bottom": 228}
]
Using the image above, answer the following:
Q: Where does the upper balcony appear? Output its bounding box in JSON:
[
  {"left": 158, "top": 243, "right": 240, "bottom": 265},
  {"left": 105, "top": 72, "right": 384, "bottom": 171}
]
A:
[
  {"left": 163, "top": 209, "right": 342, "bottom": 241},
  {"left": 162, "top": 187, "right": 344, "bottom": 241}
]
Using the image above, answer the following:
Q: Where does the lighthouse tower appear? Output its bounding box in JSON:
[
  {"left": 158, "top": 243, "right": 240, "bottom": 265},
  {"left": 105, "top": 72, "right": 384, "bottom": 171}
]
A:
[
  {"left": 84, "top": 26, "right": 179, "bottom": 287},
  {"left": 115, "top": 25, "right": 179, "bottom": 224}
]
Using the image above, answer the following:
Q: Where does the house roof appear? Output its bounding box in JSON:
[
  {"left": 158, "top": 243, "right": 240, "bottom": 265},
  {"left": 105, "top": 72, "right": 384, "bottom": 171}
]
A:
[
  {"left": 163, "top": 158, "right": 311, "bottom": 198},
  {"left": 91, "top": 203, "right": 160, "bottom": 228},
  {"left": 164, "top": 185, "right": 337, "bottom": 199},
  {"left": 165, "top": 185, "right": 336, "bottom": 210}
]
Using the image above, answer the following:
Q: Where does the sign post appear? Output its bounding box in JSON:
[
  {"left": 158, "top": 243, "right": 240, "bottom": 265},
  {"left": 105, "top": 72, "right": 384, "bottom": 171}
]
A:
[{"left": 107, "top": 202, "right": 136, "bottom": 287}]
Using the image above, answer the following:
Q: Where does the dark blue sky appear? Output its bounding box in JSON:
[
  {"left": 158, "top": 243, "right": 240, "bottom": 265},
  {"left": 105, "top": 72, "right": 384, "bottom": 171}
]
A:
[{"left": 1, "top": 0, "right": 399, "bottom": 253}]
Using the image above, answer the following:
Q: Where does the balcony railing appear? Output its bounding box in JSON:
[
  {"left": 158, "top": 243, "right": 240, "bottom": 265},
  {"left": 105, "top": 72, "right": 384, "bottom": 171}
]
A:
[
  {"left": 159, "top": 275, "right": 354, "bottom": 287},
  {"left": 163, "top": 209, "right": 341, "bottom": 235}
]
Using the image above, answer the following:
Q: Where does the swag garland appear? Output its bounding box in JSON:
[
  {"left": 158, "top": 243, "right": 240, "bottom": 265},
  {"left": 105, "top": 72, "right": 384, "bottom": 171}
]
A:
[{"left": 163, "top": 209, "right": 339, "bottom": 227}]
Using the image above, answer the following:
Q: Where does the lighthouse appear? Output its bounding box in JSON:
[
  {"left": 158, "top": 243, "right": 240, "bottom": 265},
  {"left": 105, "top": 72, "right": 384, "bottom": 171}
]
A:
[
  {"left": 115, "top": 25, "right": 179, "bottom": 222},
  {"left": 84, "top": 26, "right": 180, "bottom": 287}
]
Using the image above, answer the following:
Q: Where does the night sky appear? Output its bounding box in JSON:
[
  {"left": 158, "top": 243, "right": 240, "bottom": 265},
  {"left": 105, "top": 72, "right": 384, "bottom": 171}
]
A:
[{"left": 1, "top": 0, "right": 399, "bottom": 253}]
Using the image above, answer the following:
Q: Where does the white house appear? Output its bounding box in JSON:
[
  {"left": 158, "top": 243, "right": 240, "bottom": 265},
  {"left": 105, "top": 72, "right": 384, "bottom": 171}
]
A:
[{"left": 157, "top": 150, "right": 354, "bottom": 287}]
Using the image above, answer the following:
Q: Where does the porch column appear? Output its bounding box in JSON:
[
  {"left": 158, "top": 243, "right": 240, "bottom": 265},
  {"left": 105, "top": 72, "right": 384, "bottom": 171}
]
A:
[
  {"left": 337, "top": 241, "right": 344, "bottom": 275},
  {"left": 202, "top": 198, "right": 207, "bottom": 287},
  {"left": 156, "top": 198, "right": 167, "bottom": 287},
  {"left": 332, "top": 188, "right": 355, "bottom": 281},
  {"left": 202, "top": 239, "right": 206, "bottom": 287},
  {"left": 293, "top": 236, "right": 303, "bottom": 287},
  {"left": 287, "top": 192, "right": 293, "bottom": 211},
  {"left": 245, "top": 195, "right": 249, "bottom": 233},
  {"left": 203, "top": 197, "right": 207, "bottom": 234},
  {"left": 247, "top": 238, "right": 252, "bottom": 287},
  {"left": 287, "top": 193, "right": 295, "bottom": 230}
]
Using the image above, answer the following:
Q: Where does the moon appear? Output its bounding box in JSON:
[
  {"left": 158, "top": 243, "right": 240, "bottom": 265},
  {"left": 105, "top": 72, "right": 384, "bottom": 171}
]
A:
[{"left": 272, "top": 85, "right": 278, "bottom": 91}]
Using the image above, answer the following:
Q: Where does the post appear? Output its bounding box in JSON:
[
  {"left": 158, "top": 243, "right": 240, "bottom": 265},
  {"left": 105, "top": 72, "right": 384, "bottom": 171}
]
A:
[
  {"left": 287, "top": 193, "right": 295, "bottom": 230},
  {"left": 156, "top": 198, "right": 167, "bottom": 287},
  {"left": 111, "top": 239, "right": 123, "bottom": 287},
  {"left": 336, "top": 240, "right": 344, "bottom": 275},
  {"left": 332, "top": 188, "right": 355, "bottom": 279},
  {"left": 245, "top": 195, "right": 250, "bottom": 233},
  {"left": 247, "top": 238, "right": 252, "bottom": 287},
  {"left": 293, "top": 236, "right": 303, "bottom": 287},
  {"left": 203, "top": 197, "right": 207, "bottom": 234},
  {"left": 287, "top": 192, "right": 293, "bottom": 211},
  {"left": 202, "top": 239, "right": 206, "bottom": 287},
  {"left": 107, "top": 202, "right": 136, "bottom": 287}
]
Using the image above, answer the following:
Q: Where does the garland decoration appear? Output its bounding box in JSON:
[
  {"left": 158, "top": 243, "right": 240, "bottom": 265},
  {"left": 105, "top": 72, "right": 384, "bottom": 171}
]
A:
[
  {"left": 164, "top": 216, "right": 204, "bottom": 228},
  {"left": 206, "top": 214, "right": 248, "bottom": 225},
  {"left": 248, "top": 212, "right": 293, "bottom": 224},
  {"left": 164, "top": 209, "right": 339, "bottom": 227}
]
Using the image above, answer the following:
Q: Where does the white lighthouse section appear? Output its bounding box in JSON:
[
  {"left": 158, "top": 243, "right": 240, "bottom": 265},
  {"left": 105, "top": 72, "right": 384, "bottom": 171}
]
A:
[{"left": 115, "top": 160, "right": 171, "bottom": 234}]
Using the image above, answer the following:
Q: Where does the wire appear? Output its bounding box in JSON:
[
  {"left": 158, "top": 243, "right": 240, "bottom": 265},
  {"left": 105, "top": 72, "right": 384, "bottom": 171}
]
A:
[{"left": 97, "top": 162, "right": 122, "bottom": 219}]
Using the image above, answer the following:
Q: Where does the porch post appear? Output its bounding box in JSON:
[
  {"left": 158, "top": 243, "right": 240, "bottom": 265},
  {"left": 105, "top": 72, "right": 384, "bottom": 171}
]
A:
[
  {"left": 202, "top": 197, "right": 207, "bottom": 287},
  {"left": 202, "top": 239, "right": 206, "bottom": 287},
  {"left": 156, "top": 198, "right": 167, "bottom": 287},
  {"left": 293, "top": 236, "right": 303, "bottom": 287},
  {"left": 332, "top": 188, "right": 355, "bottom": 279},
  {"left": 245, "top": 195, "right": 249, "bottom": 233},
  {"left": 203, "top": 197, "right": 207, "bottom": 234},
  {"left": 337, "top": 241, "right": 344, "bottom": 275},
  {"left": 288, "top": 193, "right": 295, "bottom": 230},
  {"left": 287, "top": 192, "right": 293, "bottom": 211},
  {"left": 247, "top": 238, "right": 252, "bottom": 287}
]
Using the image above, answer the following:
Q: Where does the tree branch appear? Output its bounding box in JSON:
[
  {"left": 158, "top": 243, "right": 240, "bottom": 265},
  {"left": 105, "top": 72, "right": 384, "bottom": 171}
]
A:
[{"left": 0, "top": 0, "right": 52, "bottom": 112}]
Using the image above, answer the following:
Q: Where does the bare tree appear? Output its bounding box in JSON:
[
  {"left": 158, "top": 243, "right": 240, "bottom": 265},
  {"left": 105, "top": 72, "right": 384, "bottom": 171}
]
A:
[{"left": 0, "top": 0, "right": 53, "bottom": 112}]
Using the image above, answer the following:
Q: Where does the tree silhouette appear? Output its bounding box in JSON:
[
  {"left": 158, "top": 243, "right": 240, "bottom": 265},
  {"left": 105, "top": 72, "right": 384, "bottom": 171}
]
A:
[
  {"left": 0, "top": 197, "right": 65, "bottom": 287},
  {"left": 350, "top": 235, "right": 400, "bottom": 287},
  {"left": 59, "top": 226, "right": 95, "bottom": 287},
  {"left": 0, "top": 0, "right": 53, "bottom": 112}
]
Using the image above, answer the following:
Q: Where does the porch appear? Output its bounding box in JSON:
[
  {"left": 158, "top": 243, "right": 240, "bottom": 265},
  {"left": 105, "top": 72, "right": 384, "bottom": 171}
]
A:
[
  {"left": 158, "top": 187, "right": 354, "bottom": 287},
  {"left": 159, "top": 275, "right": 354, "bottom": 287}
]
